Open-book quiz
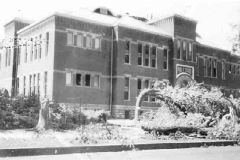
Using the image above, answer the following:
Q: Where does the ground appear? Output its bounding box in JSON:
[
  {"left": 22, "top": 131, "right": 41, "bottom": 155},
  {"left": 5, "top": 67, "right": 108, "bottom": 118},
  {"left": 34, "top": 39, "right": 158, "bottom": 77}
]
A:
[
  {"left": 1, "top": 146, "right": 240, "bottom": 160},
  {"left": 0, "top": 119, "right": 222, "bottom": 149}
]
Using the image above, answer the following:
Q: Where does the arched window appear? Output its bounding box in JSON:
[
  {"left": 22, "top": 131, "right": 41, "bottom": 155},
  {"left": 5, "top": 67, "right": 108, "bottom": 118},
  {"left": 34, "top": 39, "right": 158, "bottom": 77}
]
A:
[{"left": 93, "top": 7, "right": 115, "bottom": 17}]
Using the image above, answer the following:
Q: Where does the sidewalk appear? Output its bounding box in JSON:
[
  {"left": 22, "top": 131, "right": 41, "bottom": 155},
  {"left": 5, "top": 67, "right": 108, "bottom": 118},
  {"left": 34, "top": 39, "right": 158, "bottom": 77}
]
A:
[
  {"left": 0, "top": 140, "right": 237, "bottom": 157},
  {"left": 0, "top": 119, "right": 238, "bottom": 157}
]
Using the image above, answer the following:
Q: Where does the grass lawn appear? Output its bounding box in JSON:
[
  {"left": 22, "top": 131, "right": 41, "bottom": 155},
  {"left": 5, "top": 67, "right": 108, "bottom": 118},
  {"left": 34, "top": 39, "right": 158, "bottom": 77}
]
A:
[{"left": 0, "top": 120, "right": 226, "bottom": 149}]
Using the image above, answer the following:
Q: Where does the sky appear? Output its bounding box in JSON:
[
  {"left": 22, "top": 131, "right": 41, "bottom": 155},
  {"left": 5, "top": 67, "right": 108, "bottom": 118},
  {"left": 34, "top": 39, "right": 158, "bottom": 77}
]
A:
[{"left": 0, "top": 0, "right": 240, "bottom": 50}]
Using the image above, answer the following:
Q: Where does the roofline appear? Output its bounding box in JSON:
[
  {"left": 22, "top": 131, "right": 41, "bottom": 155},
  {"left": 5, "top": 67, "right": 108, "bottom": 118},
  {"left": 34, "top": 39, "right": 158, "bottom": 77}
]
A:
[
  {"left": 196, "top": 42, "right": 230, "bottom": 53},
  {"left": 174, "top": 14, "right": 198, "bottom": 23},
  {"left": 4, "top": 17, "right": 33, "bottom": 27},
  {"left": 148, "top": 14, "right": 198, "bottom": 24},
  {"left": 117, "top": 23, "right": 172, "bottom": 39},
  {"left": 17, "top": 13, "right": 56, "bottom": 35},
  {"left": 18, "top": 12, "right": 117, "bottom": 35}
]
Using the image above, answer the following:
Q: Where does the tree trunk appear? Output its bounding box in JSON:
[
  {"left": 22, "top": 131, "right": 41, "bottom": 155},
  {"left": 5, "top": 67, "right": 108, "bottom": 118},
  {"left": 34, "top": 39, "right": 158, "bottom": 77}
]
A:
[
  {"left": 35, "top": 99, "right": 49, "bottom": 131},
  {"left": 134, "top": 88, "right": 187, "bottom": 121},
  {"left": 134, "top": 89, "right": 158, "bottom": 121},
  {"left": 223, "top": 97, "right": 240, "bottom": 124}
]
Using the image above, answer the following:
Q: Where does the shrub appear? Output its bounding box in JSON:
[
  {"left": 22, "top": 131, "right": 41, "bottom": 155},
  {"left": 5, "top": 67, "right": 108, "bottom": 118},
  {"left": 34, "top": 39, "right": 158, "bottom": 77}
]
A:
[
  {"left": 207, "top": 118, "right": 240, "bottom": 142},
  {"left": 152, "top": 81, "right": 231, "bottom": 118},
  {"left": 140, "top": 104, "right": 205, "bottom": 129},
  {"left": 0, "top": 93, "right": 40, "bottom": 129},
  {"left": 50, "top": 104, "right": 110, "bottom": 130}
]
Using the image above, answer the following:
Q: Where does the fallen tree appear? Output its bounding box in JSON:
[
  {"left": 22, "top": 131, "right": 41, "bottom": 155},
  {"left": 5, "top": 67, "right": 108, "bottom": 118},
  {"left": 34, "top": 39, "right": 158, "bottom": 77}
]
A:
[{"left": 136, "top": 81, "right": 240, "bottom": 136}]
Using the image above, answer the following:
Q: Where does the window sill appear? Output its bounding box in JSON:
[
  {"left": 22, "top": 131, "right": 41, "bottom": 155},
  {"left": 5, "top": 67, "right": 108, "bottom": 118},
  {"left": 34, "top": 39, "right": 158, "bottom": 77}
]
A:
[
  {"left": 138, "top": 65, "right": 157, "bottom": 69},
  {"left": 71, "top": 85, "right": 101, "bottom": 89},
  {"left": 203, "top": 76, "right": 218, "bottom": 79},
  {"left": 67, "top": 44, "right": 101, "bottom": 51}
]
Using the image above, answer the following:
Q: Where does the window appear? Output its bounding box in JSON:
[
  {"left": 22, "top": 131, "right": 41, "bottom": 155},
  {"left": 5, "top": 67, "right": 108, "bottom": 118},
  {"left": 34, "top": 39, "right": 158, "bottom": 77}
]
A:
[
  {"left": 76, "top": 73, "right": 82, "bottom": 86},
  {"left": 67, "top": 31, "right": 101, "bottom": 50},
  {"left": 124, "top": 77, "right": 130, "bottom": 101},
  {"left": 177, "top": 40, "right": 181, "bottom": 59},
  {"left": 208, "top": 58, "right": 212, "bottom": 77},
  {"left": 138, "top": 44, "right": 143, "bottom": 65},
  {"left": 77, "top": 34, "right": 82, "bottom": 47},
  {"left": 37, "top": 73, "right": 40, "bottom": 94},
  {"left": 182, "top": 41, "right": 186, "bottom": 60},
  {"left": 137, "top": 78, "right": 142, "bottom": 96},
  {"left": 66, "top": 72, "right": 72, "bottom": 85},
  {"left": 31, "top": 39, "right": 33, "bottom": 61},
  {"left": 85, "top": 74, "right": 91, "bottom": 86},
  {"left": 8, "top": 48, "right": 11, "bottom": 66},
  {"left": 86, "top": 36, "right": 92, "bottom": 48},
  {"left": 222, "top": 62, "right": 225, "bottom": 80},
  {"left": 204, "top": 58, "right": 207, "bottom": 77},
  {"left": 34, "top": 37, "right": 37, "bottom": 60},
  {"left": 125, "top": 41, "right": 130, "bottom": 64},
  {"left": 18, "top": 46, "right": 21, "bottom": 65},
  {"left": 29, "top": 75, "right": 32, "bottom": 95},
  {"left": 44, "top": 72, "right": 47, "bottom": 97},
  {"left": 33, "top": 74, "right": 36, "bottom": 94},
  {"left": 212, "top": 59, "right": 217, "bottom": 77},
  {"left": 94, "top": 38, "right": 100, "bottom": 50},
  {"left": 46, "top": 32, "right": 49, "bottom": 56},
  {"left": 39, "top": 34, "right": 42, "bottom": 59},
  {"left": 196, "top": 56, "right": 199, "bottom": 75},
  {"left": 74, "top": 34, "right": 77, "bottom": 46},
  {"left": 151, "top": 46, "right": 157, "bottom": 68},
  {"left": 5, "top": 48, "right": 8, "bottom": 67},
  {"left": 24, "top": 44, "right": 27, "bottom": 63},
  {"left": 229, "top": 64, "right": 231, "bottom": 74},
  {"left": 23, "top": 76, "right": 26, "bottom": 96},
  {"left": 124, "top": 110, "right": 130, "bottom": 119},
  {"left": 188, "top": 43, "right": 192, "bottom": 61},
  {"left": 67, "top": 32, "right": 73, "bottom": 45},
  {"left": 144, "top": 45, "right": 150, "bottom": 66},
  {"left": 232, "top": 65, "right": 235, "bottom": 74},
  {"left": 163, "top": 49, "right": 168, "bottom": 70},
  {"left": 16, "top": 78, "right": 19, "bottom": 95},
  {"left": 93, "top": 75, "right": 100, "bottom": 87},
  {"left": 150, "top": 80, "right": 156, "bottom": 102},
  {"left": 143, "top": 79, "right": 150, "bottom": 102},
  {"left": 100, "top": 8, "right": 107, "bottom": 14}
]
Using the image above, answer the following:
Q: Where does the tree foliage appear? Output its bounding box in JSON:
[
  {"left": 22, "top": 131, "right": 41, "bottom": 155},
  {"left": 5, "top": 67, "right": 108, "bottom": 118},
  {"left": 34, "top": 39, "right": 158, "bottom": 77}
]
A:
[
  {"left": 229, "top": 22, "right": 240, "bottom": 55},
  {"left": 0, "top": 92, "right": 40, "bottom": 129},
  {"left": 138, "top": 81, "right": 240, "bottom": 128}
]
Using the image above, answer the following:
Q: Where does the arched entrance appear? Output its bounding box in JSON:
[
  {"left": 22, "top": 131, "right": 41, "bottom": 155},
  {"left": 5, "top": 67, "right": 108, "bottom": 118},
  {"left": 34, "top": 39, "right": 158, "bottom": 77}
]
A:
[{"left": 175, "top": 74, "right": 193, "bottom": 88}]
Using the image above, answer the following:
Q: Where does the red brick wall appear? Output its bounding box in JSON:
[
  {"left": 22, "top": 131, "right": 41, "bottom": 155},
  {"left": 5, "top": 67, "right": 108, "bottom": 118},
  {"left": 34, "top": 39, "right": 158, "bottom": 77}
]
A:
[{"left": 52, "top": 16, "right": 112, "bottom": 107}]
